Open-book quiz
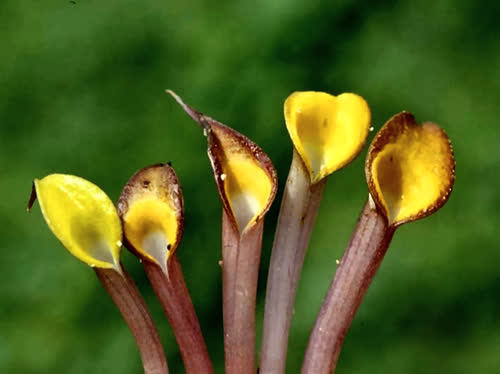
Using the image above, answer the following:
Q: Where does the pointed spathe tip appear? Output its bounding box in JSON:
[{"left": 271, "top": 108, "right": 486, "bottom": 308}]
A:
[
  {"left": 27, "top": 181, "right": 38, "bottom": 212},
  {"left": 166, "top": 90, "right": 210, "bottom": 132}
]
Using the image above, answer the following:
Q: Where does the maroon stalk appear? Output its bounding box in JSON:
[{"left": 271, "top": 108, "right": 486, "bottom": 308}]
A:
[
  {"left": 95, "top": 267, "right": 169, "bottom": 374},
  {"left": 143, "top": 254, "right": 214, "bottom": 374},
  {"left": 301, "top": 201, "right": 395, "bottom": 374},
  {"left": 222, "top": 210, "right": 264, "bottom": 374}
]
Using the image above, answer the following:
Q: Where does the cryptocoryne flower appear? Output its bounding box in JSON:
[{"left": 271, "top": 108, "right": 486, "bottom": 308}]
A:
[
  {"left": 28, "top": 174, "right": 169, "bottom": 374},
  {"left": 118, "top": 163, "right": 213, "bottom": 374},
  {"left": 261, "top": 90, "right": 371, "bottom": 374},
  {"left": 303, "top": 111, "right": 455, "bottom": 374},
  {"left": 167, "top": 90, "right": 277, "bottom": 374}
]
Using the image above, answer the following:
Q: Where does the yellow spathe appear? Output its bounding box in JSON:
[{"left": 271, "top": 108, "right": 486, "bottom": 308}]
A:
[
  {"left": 123, "top": 199, "right": 179, "bottom": 271},
  {"left": 210, "top": 125, "right": 275, "bottom": 233},
  {"left": 165, "top": 89, "right": 277, "bottom": 234},
  {"left": 34, "top": 174, "right": 122, "bottom": 270},
  {"left": 285, "top": 91, "right": 371, "bottom": 183},
  {"left": 367, "top": 113, "right": 455, "bottom": 226},
  {"left": 118, "top": 164, "right": 184, "bottom": 272},
  {"left": 222, "top": 155, "right": 273, "bottom": 232}
]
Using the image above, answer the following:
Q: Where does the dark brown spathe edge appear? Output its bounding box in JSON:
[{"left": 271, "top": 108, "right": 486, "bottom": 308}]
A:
[
  {"left": 117, "top": 163, "right": 185, "bottom": 264},
  {"left": 167, "top": 90, "right": 278, "bottom": 233},
  {"left": 365, "top": 111, "right": 456, "bottom": 228}
]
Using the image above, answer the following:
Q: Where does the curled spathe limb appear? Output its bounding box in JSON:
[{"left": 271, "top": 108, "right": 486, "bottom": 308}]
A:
[
  {"left": 119, "top": 163, "right": 213, "bottom": 374},
  {"left": 260, "top": 90, "right": 371, "bottom": 374},
  {"left": 167, "top": 90, "right": 277, "bottom": 374},
  {"left": 28, "top": 174, "right": 169, "bottom": 374},
  {"left": 302, "top": 112, "right": 456, "bottom": 374}
]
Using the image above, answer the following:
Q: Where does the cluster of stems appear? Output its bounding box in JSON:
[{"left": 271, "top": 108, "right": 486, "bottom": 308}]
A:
[{"left": 30, "top": 92, "right": 454, "bottom": 374}]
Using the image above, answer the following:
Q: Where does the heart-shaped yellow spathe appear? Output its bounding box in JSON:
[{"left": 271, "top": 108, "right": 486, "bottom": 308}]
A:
[
  {"left": 284, "top": 91, "right": 371, "bottom": 184},
  {"left": 366, "top": 112, "right": 455, "bottom": 227}
]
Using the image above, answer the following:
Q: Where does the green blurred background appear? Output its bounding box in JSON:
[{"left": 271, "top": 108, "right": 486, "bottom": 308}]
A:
[{"left": 1, "top": 0, "right": 498, "bottom": 373}]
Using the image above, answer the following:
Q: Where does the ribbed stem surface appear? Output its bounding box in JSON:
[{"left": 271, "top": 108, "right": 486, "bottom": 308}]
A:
[
  {"left": 95, "top": 267, "right": 169, "bottom": 374},
  {"left": 222, "top": 211, "right": 264, "bottom": 374},
  {"left": 144, "top": 254, "right": 213, "bottom": 374},
  {"left": 260, "top": 151, "right": 326, "bottom": 374},
  {"left": 301, "top": 202, "right": 394, "bottom": 374}
]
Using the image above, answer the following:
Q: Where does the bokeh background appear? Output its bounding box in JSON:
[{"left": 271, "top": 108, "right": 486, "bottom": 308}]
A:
[{"left": 1, "top": 0, "right": 499, "bottom": 373}]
